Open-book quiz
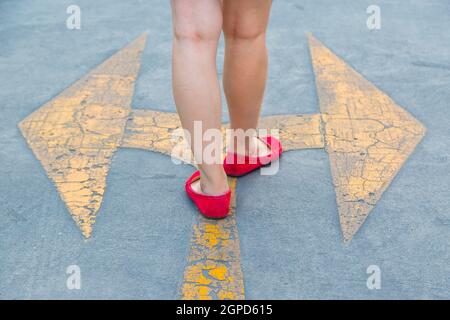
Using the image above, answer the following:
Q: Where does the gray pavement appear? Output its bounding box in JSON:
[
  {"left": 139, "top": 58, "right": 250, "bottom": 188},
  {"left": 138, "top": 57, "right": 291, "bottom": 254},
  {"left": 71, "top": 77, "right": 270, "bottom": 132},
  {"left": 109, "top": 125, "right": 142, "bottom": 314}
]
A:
[{"left": 1, "top": 0, "right": 450, "bottom": 299}]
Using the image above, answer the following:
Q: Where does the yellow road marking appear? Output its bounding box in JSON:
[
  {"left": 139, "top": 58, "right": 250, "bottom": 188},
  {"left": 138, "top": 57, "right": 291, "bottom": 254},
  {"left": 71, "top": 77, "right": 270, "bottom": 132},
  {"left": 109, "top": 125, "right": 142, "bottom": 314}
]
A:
[
  {"left": 257, "top": 114, "right": 324, "bottom": 150},
  {"left": 122, "top": 109, "right": 190, "bottom": 163},
  {"left": 181, "top": 178, "right": 245, "bottom": 300},
  {"left": 122, "top": 110, "right": 324, "bottom": 161},
  {"left": 19, "top": 33, "right": 148, "bottom": 238},
  {"left": 308, "top": 34, "right": 426, "bottom": 242}
]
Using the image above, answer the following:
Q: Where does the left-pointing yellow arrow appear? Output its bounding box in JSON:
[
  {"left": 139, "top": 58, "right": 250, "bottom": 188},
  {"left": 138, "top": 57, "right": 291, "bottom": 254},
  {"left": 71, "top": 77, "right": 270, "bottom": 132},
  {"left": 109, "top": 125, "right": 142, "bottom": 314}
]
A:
[{"left": 19, "top": 33, "right": 148, "bottom": 237}]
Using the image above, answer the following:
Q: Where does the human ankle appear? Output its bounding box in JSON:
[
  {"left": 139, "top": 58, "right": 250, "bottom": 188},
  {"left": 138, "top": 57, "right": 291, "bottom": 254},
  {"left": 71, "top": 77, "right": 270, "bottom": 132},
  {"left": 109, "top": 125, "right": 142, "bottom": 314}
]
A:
[{"left": 199, "top": 170, "right": 228, "bottom": 195}]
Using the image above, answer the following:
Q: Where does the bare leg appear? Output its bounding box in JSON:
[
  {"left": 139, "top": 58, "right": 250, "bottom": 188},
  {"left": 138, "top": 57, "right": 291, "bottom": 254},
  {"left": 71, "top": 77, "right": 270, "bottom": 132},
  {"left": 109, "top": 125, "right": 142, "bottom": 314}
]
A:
[
  {"left": 171, "top": 0, "right": 228, "bottom": 195},
  {"left": 223, "top": 0, "right": 273, "bottom": 156}
]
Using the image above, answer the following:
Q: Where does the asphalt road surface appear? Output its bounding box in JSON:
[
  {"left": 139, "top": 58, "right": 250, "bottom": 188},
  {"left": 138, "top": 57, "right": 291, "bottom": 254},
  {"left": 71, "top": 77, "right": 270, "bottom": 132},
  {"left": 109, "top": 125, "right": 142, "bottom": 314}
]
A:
[{"left": 0, "top": 0, "right": 449, "bottom": 299}]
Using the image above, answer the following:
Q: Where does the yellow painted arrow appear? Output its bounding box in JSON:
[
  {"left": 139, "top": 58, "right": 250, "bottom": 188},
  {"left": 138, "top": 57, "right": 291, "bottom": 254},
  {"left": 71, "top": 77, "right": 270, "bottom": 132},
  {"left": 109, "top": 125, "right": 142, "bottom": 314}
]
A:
[
  {"left": 308, "top": 34, "right": 426, "bottom": 241},
  {"left": 19, "top": 33, "right": 148, "bottom": 237},
  {"left": 19, "top": 33, "right": 425, "bottom": 244}
]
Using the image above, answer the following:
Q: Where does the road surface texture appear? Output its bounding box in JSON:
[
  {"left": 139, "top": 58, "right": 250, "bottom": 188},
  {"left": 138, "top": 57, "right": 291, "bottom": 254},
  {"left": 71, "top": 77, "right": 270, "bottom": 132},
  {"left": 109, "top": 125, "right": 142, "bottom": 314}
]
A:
[{"left": 0, "top": 0, "right": 449, "bottom": 299}]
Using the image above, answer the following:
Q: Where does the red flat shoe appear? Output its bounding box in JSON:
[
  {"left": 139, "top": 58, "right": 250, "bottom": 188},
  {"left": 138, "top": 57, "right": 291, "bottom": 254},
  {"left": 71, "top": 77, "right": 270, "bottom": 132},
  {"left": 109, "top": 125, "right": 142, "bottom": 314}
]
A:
[
  {"left": 185, "top": 171, "right": 231, "bottom": 219},
  {"left": 223, "top": 135, "right": 283, "bottom": 177}
]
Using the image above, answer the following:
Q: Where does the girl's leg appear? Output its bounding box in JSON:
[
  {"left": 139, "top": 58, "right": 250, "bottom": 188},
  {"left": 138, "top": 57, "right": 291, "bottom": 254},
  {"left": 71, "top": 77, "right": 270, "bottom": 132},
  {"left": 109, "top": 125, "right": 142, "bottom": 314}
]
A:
[
  {"left": 171, "top": 0, "right": 228, "bottom": 195},
  {"left": 222, "top": 0, "right": 273, "bottom": 156}
]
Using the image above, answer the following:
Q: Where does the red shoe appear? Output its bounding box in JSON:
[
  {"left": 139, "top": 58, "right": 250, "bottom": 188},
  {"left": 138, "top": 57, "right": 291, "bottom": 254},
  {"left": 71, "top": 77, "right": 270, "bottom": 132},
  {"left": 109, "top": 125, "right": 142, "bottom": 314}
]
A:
[
  {"left": 185, "top": 171, "right": 231, "bottom": 219},
  {"left": 223, "top": 135, "right": 283, "bottom": 177}
]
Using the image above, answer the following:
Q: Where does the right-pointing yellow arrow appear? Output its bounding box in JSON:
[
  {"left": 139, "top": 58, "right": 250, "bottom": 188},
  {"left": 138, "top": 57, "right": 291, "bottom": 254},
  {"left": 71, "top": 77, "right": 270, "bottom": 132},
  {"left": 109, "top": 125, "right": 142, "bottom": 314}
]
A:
[{"left": 308, "top": 34, "right": 426, "bottom": 242}]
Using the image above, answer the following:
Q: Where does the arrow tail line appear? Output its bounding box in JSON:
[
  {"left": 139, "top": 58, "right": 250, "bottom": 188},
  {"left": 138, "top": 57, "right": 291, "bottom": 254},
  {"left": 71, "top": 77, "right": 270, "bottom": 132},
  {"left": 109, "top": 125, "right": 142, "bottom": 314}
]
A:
[
  {"left": 257, "top": 114, "right": 325, "bottom": 150},
  {"left": 180, "top": 177, "right": 245, "bottom": 300},
  {"left": 122, "top": 110, "right": 325, "bottom": 156}
]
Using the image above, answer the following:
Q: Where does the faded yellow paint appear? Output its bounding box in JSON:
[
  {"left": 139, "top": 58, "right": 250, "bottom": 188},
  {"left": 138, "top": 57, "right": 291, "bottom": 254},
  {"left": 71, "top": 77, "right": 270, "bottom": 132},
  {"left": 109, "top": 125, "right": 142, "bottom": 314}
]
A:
[
  {"left": 122, "top": 109, "right": 190, "bottom": 163},
  {"left": 258, "top": 114, "right": 324, "bottom": 150},
  {"left": 19, "top": 33, "right": 148, "bottom": 237},
  {"left": 209, "top": 265, "right": 228, "bottom": 281},
  {"left": 123, "top": 110, "right": 324, "bottom": 164},
  {"left": 181, "top": 177, "right": 246, "bottom": 300},
  {"left": 308, "top": 34, "right": 426, "bottom": 242}
]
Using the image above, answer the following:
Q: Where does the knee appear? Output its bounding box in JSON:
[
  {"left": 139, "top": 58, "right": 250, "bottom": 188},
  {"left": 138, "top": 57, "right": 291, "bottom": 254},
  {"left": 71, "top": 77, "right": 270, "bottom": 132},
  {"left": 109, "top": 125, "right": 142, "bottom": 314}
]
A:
[
  {"left": 173, "top": 14, "right": 222, "bottom": 44},
  {"left": 223, "top": 20, "right": 266, "bottom": 41}
]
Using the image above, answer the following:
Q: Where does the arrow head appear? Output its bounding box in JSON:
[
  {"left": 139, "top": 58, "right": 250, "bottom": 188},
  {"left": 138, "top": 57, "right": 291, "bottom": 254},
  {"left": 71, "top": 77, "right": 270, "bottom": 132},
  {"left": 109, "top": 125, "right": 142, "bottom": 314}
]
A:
[
  {"left": 308, "top": 34, "right": 426, "bottom": 242},
  {"left": 19, "top": 33, "right": 148, "bottom": 237}
]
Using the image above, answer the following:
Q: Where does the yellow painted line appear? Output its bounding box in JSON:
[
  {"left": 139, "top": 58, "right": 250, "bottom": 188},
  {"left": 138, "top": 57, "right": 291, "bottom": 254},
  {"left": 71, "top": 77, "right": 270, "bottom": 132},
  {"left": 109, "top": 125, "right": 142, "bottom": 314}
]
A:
[
  {"left": 123, "top": 110, "right": 324, "bottom": 159},
  {"left": 122, "top": 109, "right": 191, "bottom": 163},
  {"left": 19, "top": 33, "right": 148, "bottom": 238},
  {"left": 308, "top": 34, "right": 426, "bottom": 242},
  {"left": 180, "top": 177, "right": 244, "bottom": 300},
  {"left": 257, "top": 114, "right": 324, "bottom": 150}
]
